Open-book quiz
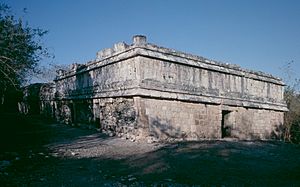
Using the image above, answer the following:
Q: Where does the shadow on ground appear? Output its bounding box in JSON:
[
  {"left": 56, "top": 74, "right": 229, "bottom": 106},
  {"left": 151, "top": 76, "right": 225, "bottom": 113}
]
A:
[{"left": 1, "top": 114, "right": 300, "bottom": 186}]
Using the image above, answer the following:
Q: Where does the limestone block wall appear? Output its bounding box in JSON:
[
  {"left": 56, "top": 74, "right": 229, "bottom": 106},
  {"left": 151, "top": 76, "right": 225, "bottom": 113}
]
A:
[
  {"left": 135, "top": 97, "right": 284, "bottom": 140},
  {"left": 138, "top": 56, "right": 285, "bottom": 110},
  {"left": 92, "top": 58, "right": 139, "bottom": 98},
  {"left": 231, "top": 108, "right": 284, "bottom": 139},
  {"left": 137, "top": 98, "right": 221, "bottom": 140},
  {"left": 54, "top": 57, "right": 139, "bottom": 100}
]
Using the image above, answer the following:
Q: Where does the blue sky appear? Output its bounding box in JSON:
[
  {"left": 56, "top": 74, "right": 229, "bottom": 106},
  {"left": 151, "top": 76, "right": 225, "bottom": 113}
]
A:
[{"left": 3, "top": 0, "right": 300, "bottom": 82}]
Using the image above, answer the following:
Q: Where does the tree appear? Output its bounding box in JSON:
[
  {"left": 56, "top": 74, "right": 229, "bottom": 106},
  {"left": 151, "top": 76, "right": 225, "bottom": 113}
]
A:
[
  {"left": 0, "top": 4, "right": 48, "bottom": 112},
  {"left": 38, "top": 62, "right": 69, "bottom": 83},
  {"left": 284, "top": 86, "right": 300, "bottom": 143},
  {"left": 281, "top": 61, "right": 300, "bottom": 143}
]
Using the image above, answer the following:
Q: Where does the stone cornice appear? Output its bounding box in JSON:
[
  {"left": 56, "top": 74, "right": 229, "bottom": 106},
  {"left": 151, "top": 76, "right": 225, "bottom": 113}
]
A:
[{"left": 55, "top": 37, "right": 284, "bottom": 86}]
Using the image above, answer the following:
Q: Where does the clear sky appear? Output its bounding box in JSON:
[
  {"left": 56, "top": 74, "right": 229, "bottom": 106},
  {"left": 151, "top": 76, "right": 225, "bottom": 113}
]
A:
[{"left": 3, "top": 0, "right": 300, "bottom": 81}]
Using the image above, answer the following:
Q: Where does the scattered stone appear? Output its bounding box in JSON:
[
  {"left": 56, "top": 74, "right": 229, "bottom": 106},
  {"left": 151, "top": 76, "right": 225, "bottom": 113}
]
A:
[
  {"left": 130, "top": 137, "right": 136, "bottom": 142},
  {"left": 51, "top": 153, "right": 58, "bottom": 157},
  {"left": 147, "top": 136, "right": 158, "bottom": 144},
  {"left": 109, "top": 133, "right": 114, "bottom": 137},
  {"left": 71, "top": 152, "right": 78, "bottom": 156},
  {"left": 128, "top": 177, "right": 136, "bottom": 182}
]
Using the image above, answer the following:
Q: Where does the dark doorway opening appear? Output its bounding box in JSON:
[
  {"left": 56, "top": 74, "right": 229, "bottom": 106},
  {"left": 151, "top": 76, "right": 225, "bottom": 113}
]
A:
[
  {"left": 221, "top": 110, "right": 232, "bottom": 138},
  {"left": 95, "top": 117, "right": 101, "bottom": 129},
  {"left": 52, "top": 103, "right": 56, "bottom": 119},
  {"left": 70, "top": 103, "right": 76, "bottom": 124}
]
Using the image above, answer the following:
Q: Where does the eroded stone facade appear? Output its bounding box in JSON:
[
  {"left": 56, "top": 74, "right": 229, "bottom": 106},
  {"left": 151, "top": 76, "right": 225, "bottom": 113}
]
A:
[{"left": 36, "top": 35, "right": 287, "bottom": 141}]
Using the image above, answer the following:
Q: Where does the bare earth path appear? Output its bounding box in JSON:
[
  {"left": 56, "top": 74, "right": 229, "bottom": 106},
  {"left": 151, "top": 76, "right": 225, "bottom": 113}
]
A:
[{"left": 1, "top": 115, "right": 300, "bottom": 186}]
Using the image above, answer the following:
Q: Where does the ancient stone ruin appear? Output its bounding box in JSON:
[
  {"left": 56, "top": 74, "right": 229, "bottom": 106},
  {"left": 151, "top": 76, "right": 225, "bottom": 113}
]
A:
[{"left": 23, "top": 35, "right": 288, "bottom": 141}]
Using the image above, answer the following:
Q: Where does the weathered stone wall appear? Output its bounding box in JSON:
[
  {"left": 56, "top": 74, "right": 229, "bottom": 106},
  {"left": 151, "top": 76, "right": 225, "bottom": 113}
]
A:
[
  {"left": 138, "top": 56, "right": 285, "bottom": 111},
  {"left": 32, "top": 35, "right": 287, "bottom": 141},
  {"left": 93, "top": 97, "right": 139, "bottom": 140},
  {"left": 54, "top": 101, "right": 73, "bottom": 124},
  {"left": 39, "top": 83, "right": 56, "bottom": 118},
  {"left": 136, "top": 98, "right": 284, "bottom": 141},
  {"left": 138, "top": 98, "right": 221, "bottom": 140},
  {"left": 19, "top": 83, "right": 44, "bottom": 115},
  {"left": 53, "top": 35, "right": 286, "bottom": 113},
  {"left": 55, "top": 58, "right": 139, "bottom": 100},
  {"left": 230, "top": 107, "right": 284, "bottom": 139}
]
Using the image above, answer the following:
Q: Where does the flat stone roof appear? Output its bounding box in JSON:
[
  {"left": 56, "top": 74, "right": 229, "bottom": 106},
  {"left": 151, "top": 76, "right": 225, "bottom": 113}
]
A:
[{"left": 55, "top": 35, "right": 284, "bottom": 86}]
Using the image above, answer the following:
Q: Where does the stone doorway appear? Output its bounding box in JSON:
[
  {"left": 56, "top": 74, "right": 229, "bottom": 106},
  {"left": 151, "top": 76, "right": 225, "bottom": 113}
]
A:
[{"left": 221, "top": 110, "right": 232, "bottom": 138}]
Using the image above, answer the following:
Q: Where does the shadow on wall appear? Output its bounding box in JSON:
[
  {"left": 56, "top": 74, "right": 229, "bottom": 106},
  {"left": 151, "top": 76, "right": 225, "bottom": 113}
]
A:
[
  {"left": 39, "top": 83, "right": 56, "bottom": 119},
  {"left": 73, "top": 65, "right": 94, "bottom": 125},
  {"left": 57, "top": 100, "right": 94, "bottom": 126},
  {"left": 55, "top": 64, "right": 94, "bottom": 126},
  {"left": 18, "top": 83, "right": 44, "bottom": 115},
  {"left": 149, "top": 117, "right": 223, "bottom": 140},
  {"left": 270, "top": 122, "right": 285, "bottom": 140},
  {"left": 240, "top": 123, "right": 285, "bottom": 140},
  {"left": 221, "top": 125, "right": 285, "bottom": 141},
  {"left": 74, "top": 64, "right": 93, "bottom": 98},
  {"left": 149, "top": 117, "right": 188, "bottom": 140},
  {"left": 148, "top": 114, "right": 285, "bottom": 141}
]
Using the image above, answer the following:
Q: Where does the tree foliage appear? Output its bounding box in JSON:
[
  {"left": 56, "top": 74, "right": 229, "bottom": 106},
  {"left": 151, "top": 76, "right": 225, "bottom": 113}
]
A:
[
  {"left": 38, "top": 62, "right": 68, "bottom": 83},
  {"left": 284, "top": 87, "right": 300, "bottom": 143},
  {"left": 0, "top": 4, "right": 48, "bottom": 110},
  {"left": 282, "top": 61, "right": 300, "bottom": 143}
]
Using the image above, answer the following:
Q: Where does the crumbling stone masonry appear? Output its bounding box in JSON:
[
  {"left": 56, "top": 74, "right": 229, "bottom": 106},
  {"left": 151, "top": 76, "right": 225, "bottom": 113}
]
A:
[{"left": 37, "top": 35, "right": 287, "bottom": 141}]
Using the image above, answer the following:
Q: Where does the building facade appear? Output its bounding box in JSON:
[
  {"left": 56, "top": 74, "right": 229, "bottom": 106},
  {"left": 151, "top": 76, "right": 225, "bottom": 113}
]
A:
[{"left": 38, "top": 35, "right": 287, "bottom": 141}]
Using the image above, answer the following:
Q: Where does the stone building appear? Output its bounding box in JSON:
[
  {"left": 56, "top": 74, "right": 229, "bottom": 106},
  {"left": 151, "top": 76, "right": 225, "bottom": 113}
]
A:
[{"left": 39, "top": 35, "right": 287, "bottom": 141}]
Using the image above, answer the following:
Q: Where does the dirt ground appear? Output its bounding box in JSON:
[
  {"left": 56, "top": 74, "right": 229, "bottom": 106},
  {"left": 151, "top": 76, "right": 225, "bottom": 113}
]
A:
[{"left": 1, "top": 114, "right": 300, "bottom": 186}]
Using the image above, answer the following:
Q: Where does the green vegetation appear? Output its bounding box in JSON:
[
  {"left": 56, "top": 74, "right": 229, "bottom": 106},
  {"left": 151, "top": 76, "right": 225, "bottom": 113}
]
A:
[
  {"left": 282, "top": 61, "right": 300, "bottom": 143},
  {"left": 0, "top": 4, "right": 48, "bottom": 112}
]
